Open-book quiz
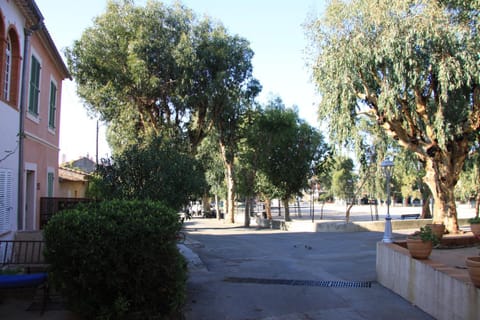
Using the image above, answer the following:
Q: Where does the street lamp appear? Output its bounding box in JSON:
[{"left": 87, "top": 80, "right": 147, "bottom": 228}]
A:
[
  {"left": 381, "top": 159, "right": 394, "bottom": 243},
  {"left": 308, "top": 178, "right": 316, "bottom": 223}
]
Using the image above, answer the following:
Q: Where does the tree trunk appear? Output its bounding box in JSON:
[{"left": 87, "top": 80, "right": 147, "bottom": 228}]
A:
[
  {"left": 345, "top": 169, "right": 371, "bottom": 223},
  {"left": 420, "top": 194, "right": 431, "bottom": 219},
  {"left": 475, "top": 192, "right": 480, "bottom": 219},
  {"left": 345, "top": 202, "right": 354, "bottom": 223},
  {"left": 265, "top": 197, "right": 272, "bottom": 219},
  {"left": 225, "top": 162, "right": 235, "bottom": 223},
  {"left": 475, "top": 157, "right": 480, "bottom": 218},
  {"left": 215, "top": 194, "right": 221, "bottom": 220},
  {"left": 283, "top": 198, "right": 291, "bottom": 221},
  {"left": 219, "top": 141, "right": 236, "bottom": 224},
  {"left": 423, "top": 157, "right": 462, "bottom": 233},
  {"left": 202, "top": 193, "right": 210, "bottom": 218},
  {"left": 475, "top": 161, "right": 480, "bottom": 218},
  {"left": 244, "top": 195, "right": 251, "bottom": 227},
  {"left": 296, "top": 198, "right": 301, "bottom": 217}
]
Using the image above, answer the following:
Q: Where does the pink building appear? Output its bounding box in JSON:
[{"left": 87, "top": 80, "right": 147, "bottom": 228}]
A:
[{"left": 0, "top": 0, "right": 70, "bottom": 238}]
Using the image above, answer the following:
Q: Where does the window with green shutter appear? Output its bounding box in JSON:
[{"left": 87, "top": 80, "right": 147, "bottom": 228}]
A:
[
  {"left": 47, "top": 172, "right": 54, "bottom": 197},
  {"left": 49, "top": 81, "right": 57, "bottom": 129},
  {"left": 28, "top": 55, "right": 41, "bottom": 116}
]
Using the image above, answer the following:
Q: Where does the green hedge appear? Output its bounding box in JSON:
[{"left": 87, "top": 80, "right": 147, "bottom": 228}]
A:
[{"left": 43, "top": 200, "right": 187, "bottom": 319}]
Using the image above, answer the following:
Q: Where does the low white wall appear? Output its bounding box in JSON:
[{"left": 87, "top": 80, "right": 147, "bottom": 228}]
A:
[
  {"left": 255, "top": 217, "right": 472, "bottom": 233},
  {"left": 376, "top": 242, "right": 480, "bottom": 320}
]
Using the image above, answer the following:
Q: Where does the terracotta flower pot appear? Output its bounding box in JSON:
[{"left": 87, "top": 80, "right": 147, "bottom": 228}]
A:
[
  {"left": 406, "top": 238, "right": 433, "bottom": 259},
  {"left": 465, "top": 256, "right": 480, "bottom": 288},
  {"left": 470, "top": 224, "right": 480, "bottom": 238},
  {"left": 426, "top": 223, "right": 445, "bottom": 240}
]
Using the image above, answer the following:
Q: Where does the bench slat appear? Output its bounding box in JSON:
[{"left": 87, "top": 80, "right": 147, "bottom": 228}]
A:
[
  {"left": 401, "top": 214, "right": 420, "bottom": 220},
  {"left": 0, "top": 273, "right": 47, "bottom": 289}
]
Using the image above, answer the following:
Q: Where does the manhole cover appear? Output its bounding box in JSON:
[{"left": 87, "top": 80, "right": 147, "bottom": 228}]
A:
[{"left": 223, "top": 277, "right": 371, "bottom": 288}]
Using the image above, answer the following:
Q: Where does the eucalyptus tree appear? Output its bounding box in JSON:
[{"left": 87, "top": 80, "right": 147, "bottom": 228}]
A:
[
  {"left": 311, "top": 148, "right": 334, "bottom": 218},
  {"left": 189, "top": 20, "right": 261, "bottom": 223},
  {"left": 331, "top": 157, "right": 356, "bottom": 206},
  {"left": 457, "top": 141, "right": 480, "bottom": 217},
  {"left": 306, "top": 0, "right": 480, "bottom": 232},
  {"left": 236, "top": 107, "right": 262, "bottom": 226},
  {"left": 254, "top": 171, "right": 282, "bottom": 220},
  {"left": 66, "top": 1, "right": 260, "bottom": 222},
  {"left": 66, "top": 0, "right": 198, "bottom": 153},
  {"left": 249, "top": 98, "right": 328, "bottom": 221},
  {"left": 66, "top": 1, "right": 258, "bottom": 155},
  {"left": 196, "top": 131, "right": 226, "bottom": 219},
  {"left": 394, "top": 149, "right": 433, "bottom": 217}
]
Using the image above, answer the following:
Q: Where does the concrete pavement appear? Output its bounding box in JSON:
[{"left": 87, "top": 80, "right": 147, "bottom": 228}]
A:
[
  {"left": 180, "top": 217, "right": 435, "bottom": 320},
  {"left": 1, "top": 203, "right": 474, "bottom": 319}
]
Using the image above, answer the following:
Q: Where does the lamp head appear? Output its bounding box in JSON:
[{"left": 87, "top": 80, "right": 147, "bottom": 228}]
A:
[{"left": 381, "top": 159, "right": 394, "bottom": 176}]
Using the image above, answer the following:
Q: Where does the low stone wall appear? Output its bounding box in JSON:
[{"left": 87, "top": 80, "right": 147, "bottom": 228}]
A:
[
  {"left": 255, "top": 218, "right": 287, "bottom": 230},
  {"left": 255, "top": 217, "right": 472, "bottom": 233},
  {"left": 376, "top": 242, "right": 480, "bottom": 320}
]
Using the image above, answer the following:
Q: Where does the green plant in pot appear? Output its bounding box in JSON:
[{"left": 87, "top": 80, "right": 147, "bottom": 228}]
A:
[
  {"left": 425, "top": 223, "right": 445, "bottom": 240},
  {"left": 406, "top": 226, "right": 440, "bottom": 259},
  {"left": 468, "top": 216, "right": 480, "bottom": 238}
]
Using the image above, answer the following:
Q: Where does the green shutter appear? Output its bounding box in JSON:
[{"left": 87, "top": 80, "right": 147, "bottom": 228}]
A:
[
  {"left": 28, "top": 56, "right": 41, "bottom": 115},
  {"left": 47, "top": 172, "right": 54, "bottom": 197},
  {"left": 49, "top": 82, "right": 57, "bottom": 128}
]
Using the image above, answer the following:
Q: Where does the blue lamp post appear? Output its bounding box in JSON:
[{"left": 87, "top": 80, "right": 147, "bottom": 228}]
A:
[{"left": 381, "top": 159, "right": 394, "bottom": 243}]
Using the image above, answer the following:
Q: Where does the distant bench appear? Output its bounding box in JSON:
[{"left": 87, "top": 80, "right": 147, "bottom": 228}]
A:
[
  {"left": 400, "top": 213, "right": 420, "bottom": 220},
  {"left": 0, "top": 240, "right": 49, "bottom": 314}
]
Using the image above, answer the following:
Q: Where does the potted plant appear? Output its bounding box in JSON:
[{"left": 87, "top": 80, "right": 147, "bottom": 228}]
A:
[
  {"left": 406, "top": 226, "right": 440, "bottom": 259},
  {"left": 465, "top": 256, "right": 480, "bottom": 288},
  {"left": 469, "top": 217, "right": 480, "bottom": 238},
  {"left": 426, "top": 222, "right": 445, "bottom": 240}
]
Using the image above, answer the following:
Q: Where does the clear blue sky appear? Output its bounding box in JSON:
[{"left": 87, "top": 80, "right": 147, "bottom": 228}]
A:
[{"left": 35, "top": 0, "right": 325, "bottom": 162}]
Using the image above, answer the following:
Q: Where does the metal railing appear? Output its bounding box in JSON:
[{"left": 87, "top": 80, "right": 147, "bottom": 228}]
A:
[
  {"left": 39, "top": 197, "right": 94, "bottom": 228},
  {"left": 0, "top": 240, "right": 46, "bottom": 266}
]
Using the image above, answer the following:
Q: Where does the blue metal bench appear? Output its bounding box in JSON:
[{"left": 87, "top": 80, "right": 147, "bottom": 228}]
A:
[
  {"left": 0, "top": 240, "right": 49, "bottom": 314},
  {"left": 400, "top": 213, "right": 420, "bottom": 220},
  {"left": 0, "top": 272, "right": 47, "bottom": 288}
]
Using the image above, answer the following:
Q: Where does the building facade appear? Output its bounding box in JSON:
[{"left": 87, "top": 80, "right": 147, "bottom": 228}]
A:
[{"left": 0, "top": 0, "right": 69, "bottom": 239}]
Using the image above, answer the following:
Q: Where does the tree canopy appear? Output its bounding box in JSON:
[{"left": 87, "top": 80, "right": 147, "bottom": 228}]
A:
[
  {"left": 66, "top": 0, "right": 258, "bottom": 155},
  {"left": 67, "top": 0, "right": 260, "bottom": 221},
  {"left": 331, "top": 157, "right": 355, "bottom": 205},
  {"left": 247, "top": 98, "right": 328, "bottom": 221},
  {"left": 306, "top": 0, "right": 480, "bottom": 232},
  {"left": 90, "top": 136, "right": 206, "bottom": 210}
]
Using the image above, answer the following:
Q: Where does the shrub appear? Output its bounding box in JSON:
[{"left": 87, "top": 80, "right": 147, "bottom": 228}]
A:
[
  {"left": 43, "top": 200, "right": 187, "bottom": 319},
  {"left": 91, "top": 137, "right": 207, "bottom": 210},
  {"left": 469, "top": 216, "right": 480, "bottom": 224}
]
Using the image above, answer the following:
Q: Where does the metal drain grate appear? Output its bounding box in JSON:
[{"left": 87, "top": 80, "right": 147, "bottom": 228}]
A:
[{"left": 223, "top": 277, "right": 371, "bottom": 288}]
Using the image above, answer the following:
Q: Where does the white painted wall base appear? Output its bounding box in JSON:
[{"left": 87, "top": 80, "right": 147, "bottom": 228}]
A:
[{"left": 377, "top": 242, "right": 480, "bottom": 320}]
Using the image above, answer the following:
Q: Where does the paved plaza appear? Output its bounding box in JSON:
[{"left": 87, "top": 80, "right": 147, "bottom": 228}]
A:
[
  {"left": 1, "top": 203, "right": 476, "bottom": 319},
  {"left": 181, "top": 216, "right": 436, "bottom": 319}
]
